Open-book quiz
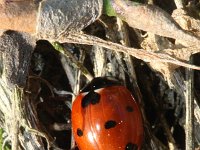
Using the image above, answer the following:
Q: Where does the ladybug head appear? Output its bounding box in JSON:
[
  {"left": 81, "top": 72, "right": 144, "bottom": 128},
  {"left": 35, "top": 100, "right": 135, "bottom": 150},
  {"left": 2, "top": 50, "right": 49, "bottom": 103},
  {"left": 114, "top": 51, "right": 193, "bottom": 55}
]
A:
[{"left": 81, "top": 77, "right": 121, "bottom": 93}]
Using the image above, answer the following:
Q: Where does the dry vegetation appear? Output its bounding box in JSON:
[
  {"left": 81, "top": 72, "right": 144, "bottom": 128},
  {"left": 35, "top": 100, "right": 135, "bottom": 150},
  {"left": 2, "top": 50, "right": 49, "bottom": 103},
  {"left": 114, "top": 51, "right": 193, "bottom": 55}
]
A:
[{"left": 0, "top": 0, "right": 200, "bottom": 150}]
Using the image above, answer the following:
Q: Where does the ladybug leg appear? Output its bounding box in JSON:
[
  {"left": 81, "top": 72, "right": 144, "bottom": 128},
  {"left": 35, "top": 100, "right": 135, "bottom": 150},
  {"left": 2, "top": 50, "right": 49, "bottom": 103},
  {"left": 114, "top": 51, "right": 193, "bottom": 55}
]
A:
[
  {"left": 54, "top": 88, "right": 75, "bottom": 97},
  {"left": 49, "top": 122, "right": 71, "bottom": 131},
  {"left": 53, "top": 88, "right": 76, "bottom": 110}
]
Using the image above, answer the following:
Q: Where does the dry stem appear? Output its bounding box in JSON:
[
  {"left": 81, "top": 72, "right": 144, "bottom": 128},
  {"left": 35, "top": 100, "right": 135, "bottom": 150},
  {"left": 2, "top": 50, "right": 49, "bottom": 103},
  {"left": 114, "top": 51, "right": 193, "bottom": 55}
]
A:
[
  {"left": 48, "top": 32, "right": 200, "bottom": 70},
  {"left": 185, "top": 57, "right": 194, "bottom": 150}
]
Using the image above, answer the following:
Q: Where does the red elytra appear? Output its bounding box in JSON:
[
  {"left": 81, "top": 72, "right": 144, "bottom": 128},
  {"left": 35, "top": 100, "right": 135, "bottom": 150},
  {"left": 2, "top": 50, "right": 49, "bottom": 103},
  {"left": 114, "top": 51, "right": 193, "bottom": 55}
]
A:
[{"left": 71, "top": 77, "right": 143, "bottom": 150}]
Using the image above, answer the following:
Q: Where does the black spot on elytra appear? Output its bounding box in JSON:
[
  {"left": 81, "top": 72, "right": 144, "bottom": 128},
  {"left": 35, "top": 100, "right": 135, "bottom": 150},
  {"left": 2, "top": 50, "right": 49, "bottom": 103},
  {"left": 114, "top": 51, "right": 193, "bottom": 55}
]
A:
[
  {"left": 77, "top": 128, "right": 83, "bottom": 137},
  {"left": 81, "top": 77, "right": 121, "bottom": 92},
  {"left": 81, "top": 90, "right": 100, "bottom": 108},
  {"left": 126, "top": 106, "right": 134, "bottom": 112},
  {"left": 125, "top": 143, "right": 138, "bottom": 150},
  {"left": 104, "top": 120, "right": 117, "bottom": 129}
]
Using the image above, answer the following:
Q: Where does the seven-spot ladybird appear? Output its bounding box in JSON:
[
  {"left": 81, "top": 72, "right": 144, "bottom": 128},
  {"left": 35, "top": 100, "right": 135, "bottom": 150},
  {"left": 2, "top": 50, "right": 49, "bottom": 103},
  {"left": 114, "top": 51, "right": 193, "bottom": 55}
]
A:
[{"left": 72, "top": 77, "right": 143, "bottom": 150}]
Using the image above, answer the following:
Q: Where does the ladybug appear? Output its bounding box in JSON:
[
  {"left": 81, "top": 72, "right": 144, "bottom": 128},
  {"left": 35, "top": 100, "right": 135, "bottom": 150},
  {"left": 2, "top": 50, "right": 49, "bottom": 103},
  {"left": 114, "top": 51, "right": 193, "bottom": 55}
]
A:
[{"left": 72, "top": 77, "right": 143, "bottom": 150}]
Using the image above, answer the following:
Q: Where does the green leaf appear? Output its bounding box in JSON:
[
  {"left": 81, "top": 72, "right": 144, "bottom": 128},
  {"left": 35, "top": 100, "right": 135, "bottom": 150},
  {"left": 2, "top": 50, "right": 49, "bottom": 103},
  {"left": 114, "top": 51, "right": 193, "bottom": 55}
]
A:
[{"left": 103, "top": 0, "right": 117, "bottom": 16}]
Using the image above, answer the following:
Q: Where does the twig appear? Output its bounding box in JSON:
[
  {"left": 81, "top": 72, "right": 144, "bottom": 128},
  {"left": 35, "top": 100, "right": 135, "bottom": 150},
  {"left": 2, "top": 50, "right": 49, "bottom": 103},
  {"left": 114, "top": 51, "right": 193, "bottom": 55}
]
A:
[
  {"left": 51, "top": 32, "right": 200, "bottom": 70},
  {"left": 185, "top": 56, "right": 194, "bottom": 150}
]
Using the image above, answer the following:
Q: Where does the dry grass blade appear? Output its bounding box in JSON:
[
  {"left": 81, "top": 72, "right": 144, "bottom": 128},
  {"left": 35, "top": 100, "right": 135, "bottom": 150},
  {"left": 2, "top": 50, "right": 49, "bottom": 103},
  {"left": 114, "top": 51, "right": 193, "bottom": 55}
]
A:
[
  {"left": 51, "top": 32, "right": 200, "bottom": 70},
  {"left": 185, "top": 57, "right": 194, "bottom": 150}
]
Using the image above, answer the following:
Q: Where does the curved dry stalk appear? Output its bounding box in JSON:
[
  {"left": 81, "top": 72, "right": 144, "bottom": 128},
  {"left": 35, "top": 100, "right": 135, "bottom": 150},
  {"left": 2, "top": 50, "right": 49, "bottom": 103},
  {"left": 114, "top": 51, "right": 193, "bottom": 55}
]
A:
[
  {"left": 50, "top": 32, "right": 200, "bottom": 70},
  {"left": 29, "top": 75, "right": 55, "bottom": 97},
  {"left": 21, "top": 124, "right": 51, "bottom": 150}
]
